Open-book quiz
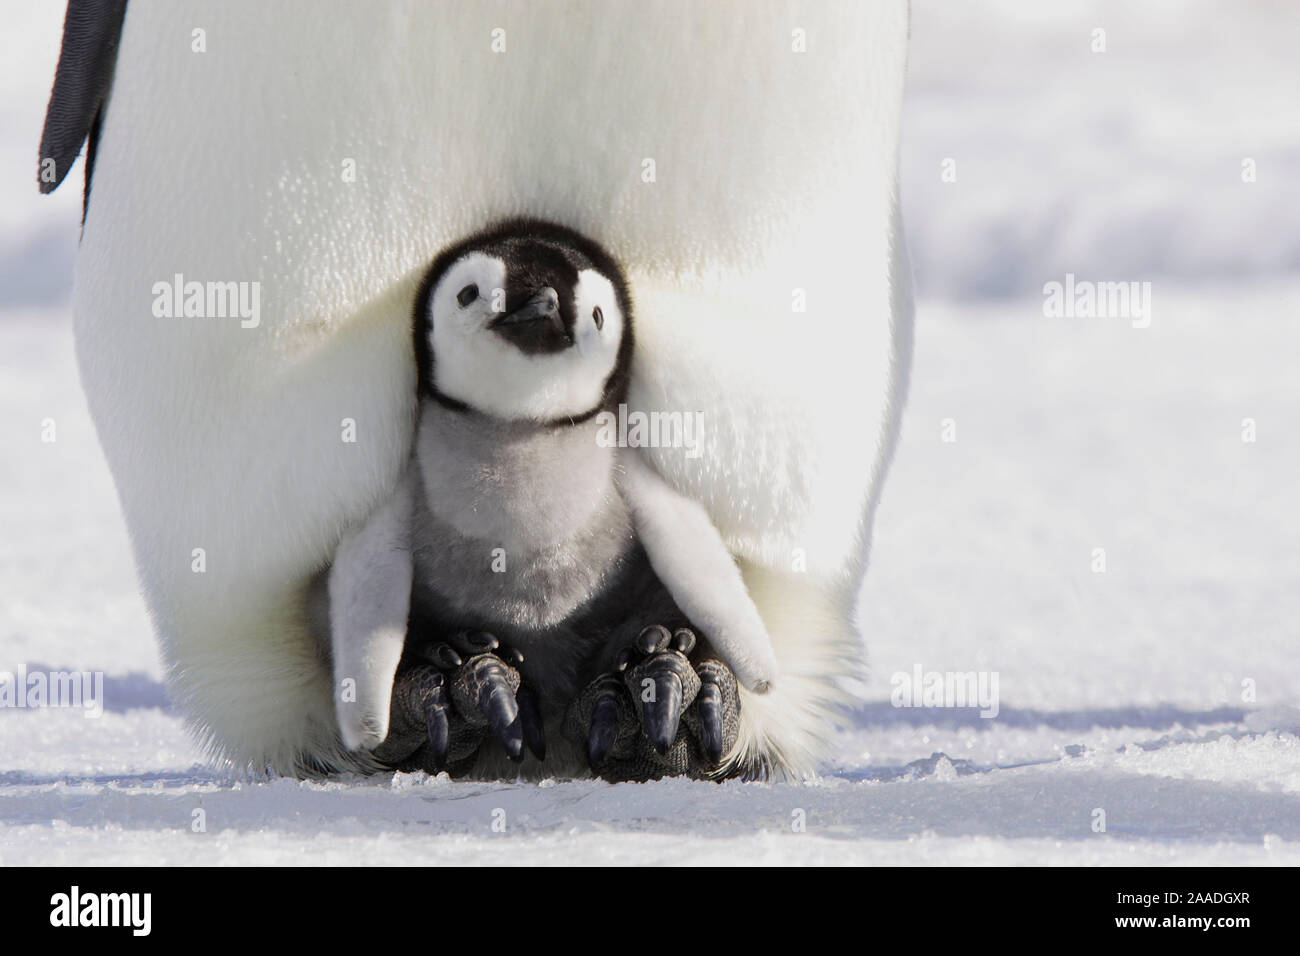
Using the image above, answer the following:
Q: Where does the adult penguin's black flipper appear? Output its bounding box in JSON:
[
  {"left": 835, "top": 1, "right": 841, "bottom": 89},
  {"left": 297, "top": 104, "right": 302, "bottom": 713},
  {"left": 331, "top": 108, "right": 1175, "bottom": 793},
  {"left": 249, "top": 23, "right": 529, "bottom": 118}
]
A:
[{"left": 37, "top": 0, "right": 128, "bottom": 211}]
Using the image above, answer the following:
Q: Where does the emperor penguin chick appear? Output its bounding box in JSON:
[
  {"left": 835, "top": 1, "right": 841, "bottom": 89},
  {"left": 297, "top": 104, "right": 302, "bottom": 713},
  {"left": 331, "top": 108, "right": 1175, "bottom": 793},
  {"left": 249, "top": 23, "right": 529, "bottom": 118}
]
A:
[{"left": 329, "top": 219, "right": 778, "bottom": 780}]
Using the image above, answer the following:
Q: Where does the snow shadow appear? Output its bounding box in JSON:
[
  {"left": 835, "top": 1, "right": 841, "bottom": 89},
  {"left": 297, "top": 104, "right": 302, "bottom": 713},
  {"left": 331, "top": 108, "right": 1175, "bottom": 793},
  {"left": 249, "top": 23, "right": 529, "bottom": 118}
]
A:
[
  {"left": 848, "top": 701, "right": 1249, "bottom": 732},
  {"left": 14, "top": 664, "right": 170, "bottom": 713}
]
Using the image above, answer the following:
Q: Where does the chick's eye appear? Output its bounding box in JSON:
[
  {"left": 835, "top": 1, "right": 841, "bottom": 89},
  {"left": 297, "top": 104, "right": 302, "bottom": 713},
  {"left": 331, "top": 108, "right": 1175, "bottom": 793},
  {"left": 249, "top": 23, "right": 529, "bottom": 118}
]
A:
[
  {"left": 592, "top": 306, "right": 604, "bottom": 331},
  {"left": 456, "top": 284, "right": 479, "bottom": 308}
]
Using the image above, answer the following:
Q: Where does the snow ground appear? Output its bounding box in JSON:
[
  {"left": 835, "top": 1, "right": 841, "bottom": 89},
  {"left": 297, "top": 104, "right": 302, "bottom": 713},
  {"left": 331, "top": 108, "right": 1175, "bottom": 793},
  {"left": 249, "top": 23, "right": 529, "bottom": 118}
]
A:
[
  {"left": 2, "top": 2, "right": 1299, "bottom": 865},
  {"left": 902, "top": 0, "right": 1300, "bottom": 299},
  {"left": 2, "top": 282, "right": 1298, "bottom": 866}
]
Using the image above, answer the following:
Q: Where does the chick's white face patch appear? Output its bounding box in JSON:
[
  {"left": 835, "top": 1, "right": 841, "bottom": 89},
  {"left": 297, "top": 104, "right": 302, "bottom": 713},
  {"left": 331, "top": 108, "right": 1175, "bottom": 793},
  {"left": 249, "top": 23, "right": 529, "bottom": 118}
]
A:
[
  {"left": 428, "top": 256, "right": 624, "bottom": 422},
  {"left": 572, "top": 267, "right": 624, "bottom": 364}
]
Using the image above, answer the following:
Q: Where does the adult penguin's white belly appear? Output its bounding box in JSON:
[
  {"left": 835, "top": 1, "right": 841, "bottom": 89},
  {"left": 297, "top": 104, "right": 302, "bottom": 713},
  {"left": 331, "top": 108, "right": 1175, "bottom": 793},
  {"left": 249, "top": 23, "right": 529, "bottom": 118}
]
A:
[{"left": 76, "top": 0, "right": 913, "bottom": 776}]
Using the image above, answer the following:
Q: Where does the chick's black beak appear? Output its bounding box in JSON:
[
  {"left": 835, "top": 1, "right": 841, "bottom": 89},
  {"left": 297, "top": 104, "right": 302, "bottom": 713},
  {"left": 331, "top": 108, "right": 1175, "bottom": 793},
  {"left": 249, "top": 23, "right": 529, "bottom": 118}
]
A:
[{"left": 492, "top": 286, "right": 565, "bottom": 337}]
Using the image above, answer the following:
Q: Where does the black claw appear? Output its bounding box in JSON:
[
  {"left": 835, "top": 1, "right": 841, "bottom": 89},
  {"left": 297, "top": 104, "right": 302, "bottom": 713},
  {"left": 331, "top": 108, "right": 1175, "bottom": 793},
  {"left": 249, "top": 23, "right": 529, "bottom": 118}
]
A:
[
  {"left": 500, "top": 645, "right": 525, "bottom": 667},
  {"left": 424, "top": 678, "right": 451, "bottom": 769},
  {"left": 390, "top": 666, "right": 453, "bottom": 770},
  {"left": 588, "top": 678, "right": 621, "bottom": 766},
  {"left": 636, "top": 624, "right": 672, "bottom": 655},
  {"left": 463, "top": 630, "right": 499, "bottom": 653},
  {"left": 432, "top": 643, "right": 462, "bottom": 669},
  {"left": 517, "top": 685, "right": 546, "bottom": 761},
  {"left": 453, "top": 654, "right": 523, "bottom": 762},
  {"left": 695, "top": 681, "right": 725, "bottom": 764},
  {"left": 483, "top": 683, "right": 523, "bottom": 762},
  {"left": 671, "top": 628, "right": 697, "bottom": 655},
  {"left": 641, "top": 672, "right": 684, "bottom": 755},
  {"left": 615, "top": 647, "right": 634, "bottom": 672}
]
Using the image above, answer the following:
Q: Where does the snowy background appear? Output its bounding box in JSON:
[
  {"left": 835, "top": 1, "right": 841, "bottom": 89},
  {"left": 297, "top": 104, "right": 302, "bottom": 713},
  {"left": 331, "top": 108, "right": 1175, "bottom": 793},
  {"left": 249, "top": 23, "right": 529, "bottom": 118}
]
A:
[{"left": 2, "top": 1, "right": 1298, "bottom": 865}]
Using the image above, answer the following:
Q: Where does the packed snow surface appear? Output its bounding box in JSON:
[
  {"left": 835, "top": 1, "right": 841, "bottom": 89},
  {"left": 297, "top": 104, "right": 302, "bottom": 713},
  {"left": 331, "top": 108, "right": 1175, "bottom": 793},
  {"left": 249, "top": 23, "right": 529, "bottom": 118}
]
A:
[{"left": 4, "top": 281, "right": 1297, "bottom": 865}]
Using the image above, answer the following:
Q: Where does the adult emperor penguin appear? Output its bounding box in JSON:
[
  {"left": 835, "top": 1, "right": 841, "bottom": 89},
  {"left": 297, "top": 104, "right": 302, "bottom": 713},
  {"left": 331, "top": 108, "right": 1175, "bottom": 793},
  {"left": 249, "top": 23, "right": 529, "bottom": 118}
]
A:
[{"left": 41, "top": 1, "right": 914, "bottom": 779}]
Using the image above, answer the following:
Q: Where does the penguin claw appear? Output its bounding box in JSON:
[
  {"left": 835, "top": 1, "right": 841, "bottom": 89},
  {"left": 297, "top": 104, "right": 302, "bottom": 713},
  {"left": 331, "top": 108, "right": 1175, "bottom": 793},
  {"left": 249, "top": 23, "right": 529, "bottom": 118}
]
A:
[
  {"left": 486, "top": 686, "right": 524, "bottom": 762},
  {"left": 694, "top": 680, "right": 725, "bottom": 764},
  {"left": 631, "top": 653, "right": 695, "bottom": 755},
  {"left": 424, "top": 643, "right": 462, "bottom": 670},
  {"left": 685, "top": 659, "right": 739, "bottom": 769},
  {"left": 416, "top": 670, "right": 452, "bottom": 769},
  {"left": 380, "top": 634, "right": 538, "bottom": 773},
  {"left": 381, "top": 664, "right": 456, "bottom": 771},
  {"left": 566, "top": 626, "right": 741, "bottom": 781},
  {"left": 641, "top": 675, "right": 683, "bottom": 755},
  {"left": 635, "top": 624, "right": 672, "bottom": 655},
  {"left": 463, "top": 630, "right": 499, "bottom": 653},
  {"left": 452, "top": 651, "right": 524, "bottom": 762},
  {"left": 517, "top": 685, "right": 546, "bottom": 761},
  {"left": 587, "top": 676, "right": 623, "bottom": 766}
]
